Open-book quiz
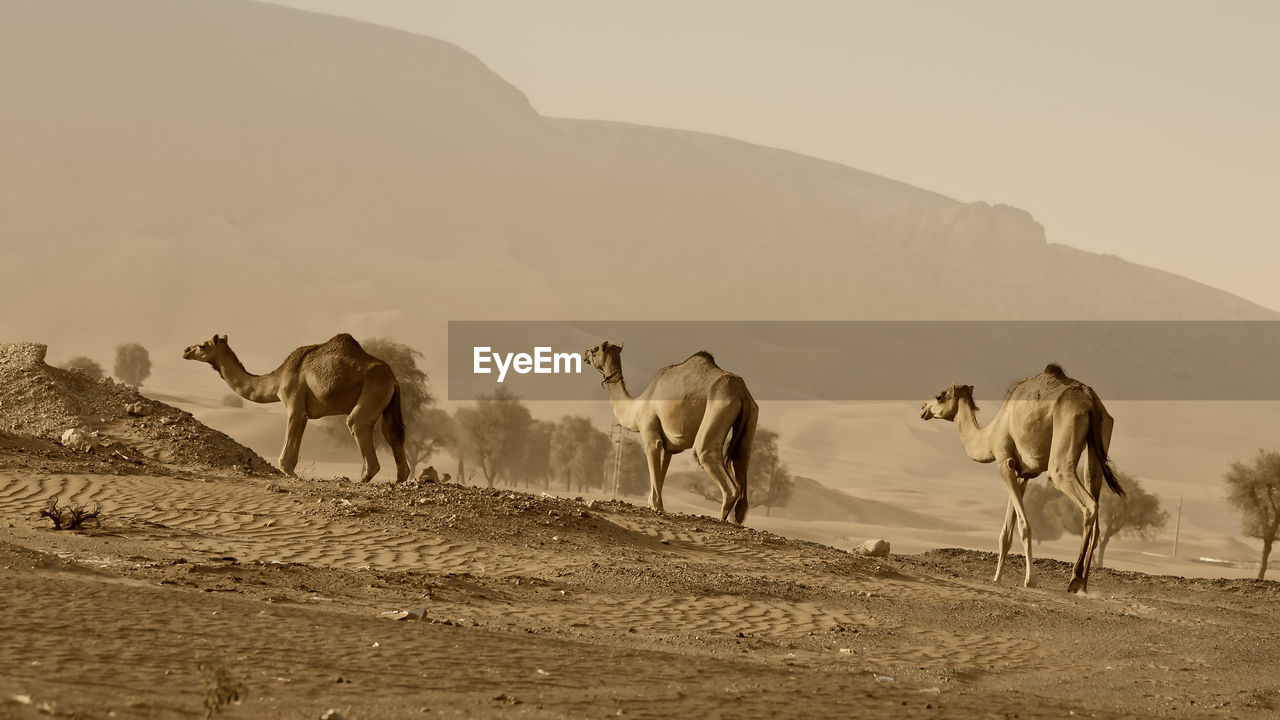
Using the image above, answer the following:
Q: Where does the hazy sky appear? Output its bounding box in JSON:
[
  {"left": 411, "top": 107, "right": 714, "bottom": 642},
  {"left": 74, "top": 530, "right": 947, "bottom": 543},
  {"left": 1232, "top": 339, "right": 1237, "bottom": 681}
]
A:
[{"left": 268, "top": 0, "right": 1279, "bottom": 310}]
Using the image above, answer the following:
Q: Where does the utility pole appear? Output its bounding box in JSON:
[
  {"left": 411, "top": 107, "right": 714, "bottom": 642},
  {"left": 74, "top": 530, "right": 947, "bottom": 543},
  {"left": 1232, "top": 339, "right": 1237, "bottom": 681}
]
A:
[{"left": 1172, "top": 495, "right": 1183, "bottom": 559}]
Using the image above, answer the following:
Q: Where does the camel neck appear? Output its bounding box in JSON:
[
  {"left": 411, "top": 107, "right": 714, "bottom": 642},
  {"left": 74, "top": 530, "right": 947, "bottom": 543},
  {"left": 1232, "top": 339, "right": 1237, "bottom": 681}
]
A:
[
  {"left": 215, "top": 348, "right": 281, "bottom": 404},
  {"left": 604, "top": 372, "right": 641, "bottom": 431},
  {"left": 954, "top": 398, "right": 996, "bottom": 463}
]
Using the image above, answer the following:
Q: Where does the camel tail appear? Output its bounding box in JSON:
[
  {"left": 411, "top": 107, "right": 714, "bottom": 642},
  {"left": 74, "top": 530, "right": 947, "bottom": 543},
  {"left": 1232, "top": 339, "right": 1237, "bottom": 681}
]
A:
[
  {"left": 384, "top": 383, "right": 406, "bottom": 447},
  {"left": 1088, "top": 399, "right": 1124, "bottom": 497},
  {"left": 725, "top": 395, "right": 758, "bottom": 522}
]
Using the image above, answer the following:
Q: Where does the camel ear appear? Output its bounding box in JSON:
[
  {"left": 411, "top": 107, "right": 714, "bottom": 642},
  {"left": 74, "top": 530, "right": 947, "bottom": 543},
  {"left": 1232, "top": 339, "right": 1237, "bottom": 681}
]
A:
[
  {"left": 600, "top": 340, "right": 610, "bottom": 351},
  {"left": 216, "top": 334, "right": 227, "bottom": 344},
  {"left": 616, "top": 341, "right": 623, "bottom": 350}
]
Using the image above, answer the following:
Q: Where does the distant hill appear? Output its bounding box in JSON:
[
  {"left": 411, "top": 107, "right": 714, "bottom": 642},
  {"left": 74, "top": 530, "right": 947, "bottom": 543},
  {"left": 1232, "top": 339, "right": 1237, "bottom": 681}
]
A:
[{"left": 0, "top": 0, "right": 1273, "bottom": 380}]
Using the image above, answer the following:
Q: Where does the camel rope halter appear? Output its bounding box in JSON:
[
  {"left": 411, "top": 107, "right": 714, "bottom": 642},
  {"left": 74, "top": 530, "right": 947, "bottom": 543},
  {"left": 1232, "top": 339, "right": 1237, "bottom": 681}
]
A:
[{"left": 600, "top": 370, "right": 623, "bottom": 387}]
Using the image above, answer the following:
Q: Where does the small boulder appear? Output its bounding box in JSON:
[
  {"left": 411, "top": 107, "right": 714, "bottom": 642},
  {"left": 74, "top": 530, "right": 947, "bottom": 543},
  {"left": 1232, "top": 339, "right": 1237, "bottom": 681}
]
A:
[
  {"left": 852, "top": 539, "right": 890, "bottom": 558},
  {"left": 60, "top": 427, "right": 97, "bottom": 452},
  {"left": 125, "top": 402, "right": 148, "bottom": 417}
]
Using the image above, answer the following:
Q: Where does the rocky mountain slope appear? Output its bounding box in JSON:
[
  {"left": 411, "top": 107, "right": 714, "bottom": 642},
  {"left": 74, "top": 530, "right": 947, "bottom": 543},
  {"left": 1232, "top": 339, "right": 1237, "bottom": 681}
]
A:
[{"left": 0, "top": 0, "right": 1271, "bottom": 376}]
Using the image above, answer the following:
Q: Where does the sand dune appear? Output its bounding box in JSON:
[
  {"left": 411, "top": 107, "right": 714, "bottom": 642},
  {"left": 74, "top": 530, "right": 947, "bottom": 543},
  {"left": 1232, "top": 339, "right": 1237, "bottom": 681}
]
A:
[{"left": 3, "top": 466, "right": 1277, "bottom": 718}]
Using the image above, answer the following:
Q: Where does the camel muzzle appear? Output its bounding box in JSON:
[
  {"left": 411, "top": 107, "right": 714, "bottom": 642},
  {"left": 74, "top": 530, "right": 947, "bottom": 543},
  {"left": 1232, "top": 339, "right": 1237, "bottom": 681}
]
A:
[{"left": 920, "top": 405, "right": 934, "bottom": 420}]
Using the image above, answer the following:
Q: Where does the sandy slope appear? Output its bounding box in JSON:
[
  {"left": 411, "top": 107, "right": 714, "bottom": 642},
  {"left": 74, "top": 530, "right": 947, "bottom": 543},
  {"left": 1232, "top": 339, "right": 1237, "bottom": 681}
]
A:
[
  {"left": 2, "top": 463, "right": 1278, "bottom": 719},
  {"left": 178, "top": 390, "right": 1273, "bottom": 579}
]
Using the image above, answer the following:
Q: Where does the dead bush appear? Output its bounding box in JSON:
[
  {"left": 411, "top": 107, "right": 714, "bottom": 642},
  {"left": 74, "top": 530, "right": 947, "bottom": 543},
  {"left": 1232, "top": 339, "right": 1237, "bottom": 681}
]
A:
[
  {"left": 40, "top": 498, "right": 101, "bottom": 530},
  {"left": 199, "top": 660, "right": 247, "bottom": 719}
]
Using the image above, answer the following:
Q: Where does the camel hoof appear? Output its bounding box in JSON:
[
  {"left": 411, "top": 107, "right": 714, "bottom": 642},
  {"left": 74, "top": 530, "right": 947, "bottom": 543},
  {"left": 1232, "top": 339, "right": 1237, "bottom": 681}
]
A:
[{"left": 1068, "top": 578, "right": 1087, "bottom": 594}]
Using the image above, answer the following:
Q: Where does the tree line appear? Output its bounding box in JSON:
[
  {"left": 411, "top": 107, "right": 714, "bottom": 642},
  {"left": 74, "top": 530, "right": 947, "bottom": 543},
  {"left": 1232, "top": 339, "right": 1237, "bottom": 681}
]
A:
[{"left": 61, "top": 343, "right": 152, "bottom": 386}]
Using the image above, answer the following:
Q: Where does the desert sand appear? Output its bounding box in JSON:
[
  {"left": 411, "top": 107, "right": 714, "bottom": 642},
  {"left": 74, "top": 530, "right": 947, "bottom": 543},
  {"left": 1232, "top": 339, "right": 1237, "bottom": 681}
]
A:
[
  {"left": 4, "top": 455, "right": 1279, "bottom": 719},
  {"left": 2, "top": 361, "right": 1278, "bottom": 719},
  {"left": 7, "top": 341, "right": 1277, "bottom": 719}
]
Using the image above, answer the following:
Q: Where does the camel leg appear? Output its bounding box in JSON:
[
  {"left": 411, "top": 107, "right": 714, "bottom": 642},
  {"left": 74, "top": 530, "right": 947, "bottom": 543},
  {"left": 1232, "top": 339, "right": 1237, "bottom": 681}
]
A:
[
  {"left": 1048, "top": 420, "right": 1097, "bottom": 593},
  {"left": 1076, "top": 444, "right": 1108, "bottom": 586},
  {"left": 994, "top": 476, "right": 1027, "bottom": 583},
  {"left": 347, "top": 403, "right": 384, "bottom": 483},
  {"left": 728, "top": 400, "right": 757, "bottom": 524},
  {"left": 1079, "top": 410, "right": 1115, "bottom": 577},
  {"left": 994, "top": 497, "right": 1014, "bottom": 583},
  {"left": 1054, "top": 474, "right": 1098, "bottom": 594},
  {"left": 278, "top": 407, "right": 308, "bottom": 477},
  {"left": 380, "top": 414, "right": 410, "bottom": 483},
  {"left": 693, "top": 399, "right": 743, "bottom": 523},
  {"left": 641, "top": 430, "right": 670, "bottom": 514},
  {"left": 997, "top": 459, "right": 1035, "bottom": 587}
]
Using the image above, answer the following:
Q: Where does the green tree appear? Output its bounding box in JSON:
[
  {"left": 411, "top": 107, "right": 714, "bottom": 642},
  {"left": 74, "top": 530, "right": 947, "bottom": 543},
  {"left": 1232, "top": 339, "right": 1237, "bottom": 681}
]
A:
[
  {"left": 1037, "top": 472, "right": 1167, "bottom": 567},
  {"left": 453, "top": 387, "right": 532, "bottom": 487},
  {"left": 447, "top": 407, "right": 475, "bottom": 484},
  {"left": 61, "top": 356, "right": 103, "bottom": 380},
  {"left": 516, "top": 420, "right": 555, "bottom": 489},
  {"left": 414, "top": 407, "right": 455, "bottom": 471},
  {"left": 1021, "top": 481, "right": 1067, "bottom": 544},
  {"left": 113, "top": 343, "right": 151, "bottom": 387},
  {"left": 1042, "top": 490, "right": 1083, "bottom": 538},
  {"left": 1225, "top": 449, "right": 1280, "bottom": 580},
  {"left": 749, "top": 429, "right": 793, "bottom": 517},
  {"left": 550, "top": 416, "right": 610, "bottom": 493},
  {"left": 615, "top": 435, "right": 650, "bottom": 498},
  {"left": 1096, "top": 473, "right": 1167, "bottom": 567}
]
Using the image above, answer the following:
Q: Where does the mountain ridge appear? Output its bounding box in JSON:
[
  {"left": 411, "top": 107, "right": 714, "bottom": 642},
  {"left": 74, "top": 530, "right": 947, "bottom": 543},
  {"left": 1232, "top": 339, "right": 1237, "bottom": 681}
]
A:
[{"left": 1, "top": 0, "right": 1273, "bottom": 380}]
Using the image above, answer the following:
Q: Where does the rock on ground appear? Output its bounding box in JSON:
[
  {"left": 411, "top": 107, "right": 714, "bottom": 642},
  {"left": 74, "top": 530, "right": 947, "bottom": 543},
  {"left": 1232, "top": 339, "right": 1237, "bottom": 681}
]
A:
[{"left": 852, "top": 539, "right": 891, "bottom": 557}]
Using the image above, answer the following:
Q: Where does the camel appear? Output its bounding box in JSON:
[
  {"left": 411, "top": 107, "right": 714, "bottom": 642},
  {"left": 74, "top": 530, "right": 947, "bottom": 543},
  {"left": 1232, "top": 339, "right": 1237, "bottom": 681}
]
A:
[
  {"left": 183, "top": 333, "right": 409, "bottom": 483},
  {"left": 920, "top": 363, "right": 1124, "bottom": 593},
  {"left": 584, "top": 341, "right": 757, "bottom": 523}
]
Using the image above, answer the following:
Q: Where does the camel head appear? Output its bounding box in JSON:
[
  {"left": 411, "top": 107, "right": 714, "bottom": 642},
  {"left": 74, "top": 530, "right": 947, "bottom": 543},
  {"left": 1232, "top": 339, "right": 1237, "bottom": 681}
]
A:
[
  {"left": 920, "top": 384, "right": 975, "bottom": 421},
  {"left": 583, "top": 340, "right": 624, "bottom": 383},
  {"left": 182, "top": 334, "right": 230, "bottom": 365}
]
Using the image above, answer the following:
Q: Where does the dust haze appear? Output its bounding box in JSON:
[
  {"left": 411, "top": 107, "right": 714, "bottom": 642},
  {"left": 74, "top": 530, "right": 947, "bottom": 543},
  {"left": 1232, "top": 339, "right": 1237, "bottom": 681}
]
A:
[{"left": 3, "top": 1, "right": 1278, "bottom": 717}]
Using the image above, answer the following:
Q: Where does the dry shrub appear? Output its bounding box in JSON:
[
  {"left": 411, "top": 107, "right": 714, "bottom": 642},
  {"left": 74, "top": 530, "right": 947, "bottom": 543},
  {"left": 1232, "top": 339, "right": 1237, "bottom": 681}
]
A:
[
  {"left": 198, "top": 661, "right": 247, "bottom": 719},
  {"left": 40, "top": 498, "right": 101, "bottom": 530}
]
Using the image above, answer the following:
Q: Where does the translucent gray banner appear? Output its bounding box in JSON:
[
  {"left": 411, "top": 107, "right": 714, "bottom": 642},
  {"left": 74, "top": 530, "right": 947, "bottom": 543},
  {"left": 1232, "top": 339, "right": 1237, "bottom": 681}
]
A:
[{"left": 447, "top": 321, "right": 1280, "bottom": 401}]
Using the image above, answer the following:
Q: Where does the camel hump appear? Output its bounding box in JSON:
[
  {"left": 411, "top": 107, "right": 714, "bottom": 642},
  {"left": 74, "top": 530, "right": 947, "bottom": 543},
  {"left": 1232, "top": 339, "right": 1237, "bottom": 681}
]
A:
[
  {"left": 691, "top": 350, "right": 717, "bottom": 365},
  {"left": 325, "top": 333, "right": 366, "bottom": 352},
  {"left": 1043, "top": 362, "right": 1066, "bottom": 377},
  {"left": 660, "top": 350, "right": 719, "bottom": 374}
]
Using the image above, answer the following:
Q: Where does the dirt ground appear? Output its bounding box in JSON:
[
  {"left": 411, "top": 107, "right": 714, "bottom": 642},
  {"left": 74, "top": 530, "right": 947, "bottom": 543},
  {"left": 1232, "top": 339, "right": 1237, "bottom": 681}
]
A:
[{"left": 1, "top": 455, "right": 1278, "bottom": 720}]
